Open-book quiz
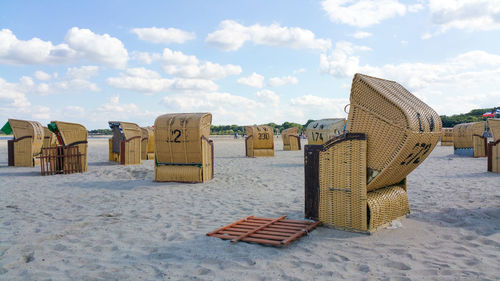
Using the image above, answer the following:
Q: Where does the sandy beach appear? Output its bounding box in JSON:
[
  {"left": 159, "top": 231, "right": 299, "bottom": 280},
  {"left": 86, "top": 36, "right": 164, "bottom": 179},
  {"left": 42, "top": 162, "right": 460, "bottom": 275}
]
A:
[{"left": 0, "top": 136, "right": 499, "bottom": 280}]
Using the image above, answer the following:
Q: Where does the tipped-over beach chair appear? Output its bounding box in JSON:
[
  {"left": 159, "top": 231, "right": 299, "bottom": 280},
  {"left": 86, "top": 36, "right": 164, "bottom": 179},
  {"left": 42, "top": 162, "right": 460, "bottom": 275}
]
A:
[
  {"left": 2, "top": 119, "right": 44, "bottom": 167},
  {"left": 487, "top": 119, "right": 500, "bottom": 173},
  {"left": 281, "top": 127, "right": 301, "bottom": 151},
  {"left": 108, "top": 121, "right": 142, "bottom": 165},
  {"left": 154, "top": 113, "right": 213, "bottom": 183},
  {"left": 140, "top": 126, "right": 155, "bottom": 160},
  {"left": 245, "top": 125, "right": 274, "bottom": 157},
  {"left": 452, "top": 122, "right": 486, "bottom": 157},
  {"left": 305, "top": 73, "right": 441, "bottom": 233},
  {"left": 48, "top": 121, "right": 88, "bottom": 172},
  {"left": 440, "top": 128, "right": 453, "bottom": 146},
  {"left": 306, "top": 118, "right": 345, "bottom": 145}
]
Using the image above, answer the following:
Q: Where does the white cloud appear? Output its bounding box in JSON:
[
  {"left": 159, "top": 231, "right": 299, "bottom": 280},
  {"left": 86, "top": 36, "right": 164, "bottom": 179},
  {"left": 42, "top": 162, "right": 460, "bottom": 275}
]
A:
[
  {"left": 320, "top": 41, "right": 372, "bottom": 78},
  {"left": 134, "top": 48, "right": 242, "bottom": 80},
  {"left": 34, "top": 71, "right": 52, "bottom": 81},
  {"left": 268, "top": 76, "right": 298, "bottom": 87},
  {"left": 106, "top": 68, "right": 218, "bottom": 93},
  {"left": 256, "top": 89, "right": 280, "bottom": 105},
  {"left": 290, "top": 95, "right": 349, "bottom": 121},
  {"left": 163, "top": 61, "right": 242, "bottom": 80},
  {"left": 322, "top": 0, "right": 407, "bottom": 27},
  {"left": 206, "top": 20, "right": 331, "bottom": 51},
  {"left": 162, "top": 92, "right": 265, "bottom": 124},
  {"left": 408, "top": 3, "right": 424, "bottom": 13},
  {"left": 131, "top": 27, "right": 195, "bottom": 44},
  {"left": 0, "top": 77, "right": 31, "bottom": 108},
  {"left": 320, "top": 45, "right": 500, "bottom": 115},
  {"left": 352, "top": 31, "right": 373, "bottom": 39},
  {"left": 0, "top": 28, "right": 128, "bottom": 68},
  {"left": 237, "top": 73, "right": 265, "bottom": 88},
  {"left": 65, "top": 27, "right": 128, "bottom": 68},
  {"left": 66, "top": 65, "right": 99, "bottom": 80},
  {"left": 428, "top": 0, "right": 500, "bottom": 34}
]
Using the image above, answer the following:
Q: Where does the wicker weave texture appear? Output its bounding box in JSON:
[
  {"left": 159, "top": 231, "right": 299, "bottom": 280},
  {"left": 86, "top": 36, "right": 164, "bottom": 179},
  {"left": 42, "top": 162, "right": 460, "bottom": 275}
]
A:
[
  {"left": 7, "top": 119, "right": 44, "bottom": 167},
  {"left": 473, "top": 135, "right": 487, "bottom": 157},
  {"left": 452, "top": 122, "right": 484, "bottom": 149},
  {"left": 282, "top": 127, "right": 300, "bottom": 151},
  {"left": 367, "top": 184, "right": 409, "bottom": 231},
  {"left": 492, "top": 143, "right": 500, "bottom": 173},
  {"left": 306, "top": 118, "right": 345, "bottom": 145},
  {"left": 347, "top": 74, "right": 441, "bottom": 191},
  {"left": 50, "top": 121, "right": 88, "bottom": 172},
  {"left": 154, "top": 113, "right": 213, "bottom": 182},
  {"left": 441, "top": 128, "right": 453, "bottom": 146},
  {"left": 318, "top": 135, "right": 368, "bottom": 231},
  {"left": 488, "top": 119, "right": 500, "bottom": 141},
  {"left": 140, "top": 127, "right": 154, "bottom": 160},
  {"left": 108, "top": 121, "right": 142, "bottom": 165},
  {"left": 245, "top": 125, "right": 274, "bottom": 157},
  {"left": 42, "top": 126, "right": 58, "bottom": 149}
]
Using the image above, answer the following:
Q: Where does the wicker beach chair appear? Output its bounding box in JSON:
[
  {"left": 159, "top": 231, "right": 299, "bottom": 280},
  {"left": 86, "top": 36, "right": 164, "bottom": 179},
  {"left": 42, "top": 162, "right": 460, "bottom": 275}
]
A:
[
  {"left": 440, "top": 128, "right": 453, "bottom": 146},
  {"left": 108, "top": 121, "right": 142, "bottom": 165},
  {"left": 245, "top": 125, "right": 274, "bottom": 157},
  {"left": 2, "top": 119, "right": 44, "bottom": 167},
  {"left": 154, "top": 113, "right": 213, "bottom": 183},
  {"left": 305, "top": 73, "right": 441, "bottom": 233},
  {"left": 140, "top": 126, "right": 154, "bottom": 160},
  {"left": 487, "top": 119, "right": 500, "bottom": 173},
  {"left": 48, "top": 121, "right": 88, "bottom": 172},
  {"left": 452, "top": 122, "right": 486, "bottom": 157},
  {"left": 281, "top": 127, "right": 301, "bottom": 151},
  {"left": 305, "top": 118, "right": 345, "bottom": 145}
]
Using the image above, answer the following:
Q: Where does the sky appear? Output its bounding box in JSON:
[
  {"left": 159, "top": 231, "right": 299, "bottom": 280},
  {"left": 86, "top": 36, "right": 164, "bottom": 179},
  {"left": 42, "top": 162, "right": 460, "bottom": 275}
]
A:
[{"left": 1, "top": 0, "right": 500, "bottom": 129}]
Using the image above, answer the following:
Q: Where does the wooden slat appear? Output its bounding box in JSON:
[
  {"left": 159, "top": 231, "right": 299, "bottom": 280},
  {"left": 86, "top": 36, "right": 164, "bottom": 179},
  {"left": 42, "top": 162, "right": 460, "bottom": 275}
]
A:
[{"left": 207, "top": 216, "right": 320, "bottom": 247}]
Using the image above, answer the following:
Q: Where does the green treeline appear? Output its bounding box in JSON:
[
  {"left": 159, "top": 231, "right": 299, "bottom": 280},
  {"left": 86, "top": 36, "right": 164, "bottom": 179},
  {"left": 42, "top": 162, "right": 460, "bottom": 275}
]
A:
[{"left": 440, "top": 107, "right": 499, "bottom": 128}]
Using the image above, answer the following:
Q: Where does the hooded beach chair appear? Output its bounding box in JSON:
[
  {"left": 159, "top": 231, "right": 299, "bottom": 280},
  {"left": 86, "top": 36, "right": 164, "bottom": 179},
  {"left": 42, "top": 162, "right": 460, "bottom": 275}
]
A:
[
  {"left": 452, "top": 122, "right": 486, "bottom": 157},
  {"left": 245, "top": 125, "right": 274, "bottom": 157},
  {"left": 440, "top": 128, "right": 453, "bottom": 146},
  {"left": 47, "top": 120, "right": 88, "bottom": 172},
  {"left": 487, "top": 119, "right": 500, "bottom": 173},
  {"left": 305, "top": 73, "right": 441, "bottom": 233},
  {"left": 140, "top": 126, "right": 155, "bottom": 160},
  {"left": 281, "top": 127, "right": 301, "bottom": 151},
  {"left": 305, "top": 118, "right": 345, "bottom": 145},
  {"left": 154, "top": 113, "right": 213, "bottom": 183},
  {"left": 108, "top": 121, "right": 142, "bottom": 165},
  {"left": 2, "top": 119, "right": 44, "bottom": 167},
  {"left": 42, "top": 126, "right": 58, "bottom": 149}
]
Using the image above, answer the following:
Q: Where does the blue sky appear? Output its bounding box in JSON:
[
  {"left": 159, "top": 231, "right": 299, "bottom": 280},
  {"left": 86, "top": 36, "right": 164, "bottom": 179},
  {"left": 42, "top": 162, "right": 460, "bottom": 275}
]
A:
[{"left": 1, "top": 0, "right": 499, "bottom": 129}]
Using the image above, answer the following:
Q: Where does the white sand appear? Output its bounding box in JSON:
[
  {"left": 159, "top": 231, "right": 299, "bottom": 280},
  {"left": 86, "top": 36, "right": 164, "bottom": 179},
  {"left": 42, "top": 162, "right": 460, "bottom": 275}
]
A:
[{"left": 0, "top": 137, "right": 499, "bottom": 280}]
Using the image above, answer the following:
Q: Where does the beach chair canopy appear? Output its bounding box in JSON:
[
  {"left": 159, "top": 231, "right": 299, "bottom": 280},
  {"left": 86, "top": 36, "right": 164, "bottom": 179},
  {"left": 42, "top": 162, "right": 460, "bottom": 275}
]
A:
[
  {"left": 155, "top": 113, "right": 211, "bottom": 165},
  {"left": 306, "top": 118, "right": 345, "bottom": 145},
  {"left": 346, "top": 73, "right": 442, "bottom": 190}
]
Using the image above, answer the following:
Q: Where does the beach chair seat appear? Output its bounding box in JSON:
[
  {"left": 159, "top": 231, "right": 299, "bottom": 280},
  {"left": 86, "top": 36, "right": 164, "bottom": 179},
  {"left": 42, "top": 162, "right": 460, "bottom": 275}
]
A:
[
  {"left": 305, "top": 73, "right": 441, "bottom": 232},
  {"left": 245, "top": 126, "right": 274, "bottom": 157},
  {"left": 281, "top": 127, "right": 301, "bottom": 151},
  {"left": 108, "top": 121, "right": 142, "bottom": 165},
  {"left": 2, "top": 119, "right": 44, "bottom": 167},
  {"left": 48, "top": 121, "right": 88, "bottom": 172}
]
